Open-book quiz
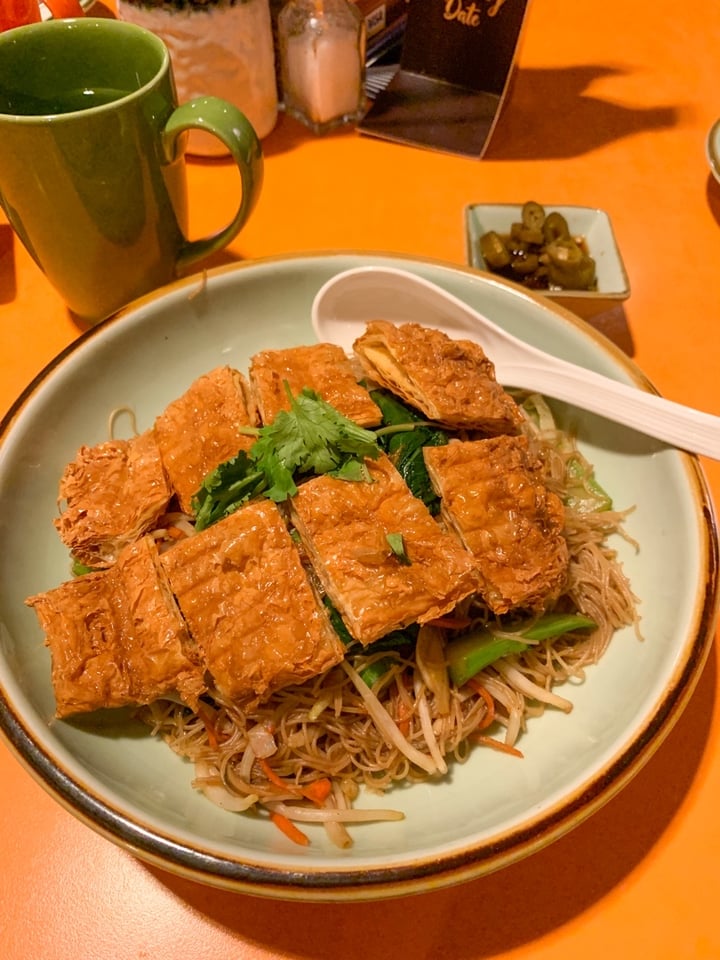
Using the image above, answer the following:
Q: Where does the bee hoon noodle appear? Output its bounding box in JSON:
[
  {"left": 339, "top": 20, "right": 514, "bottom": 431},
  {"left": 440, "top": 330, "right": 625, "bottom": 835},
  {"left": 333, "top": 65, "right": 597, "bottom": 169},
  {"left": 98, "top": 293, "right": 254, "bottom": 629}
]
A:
[
  {"left": 31, "top": 325, "right": 640, "bottom": 850},
  {"left": 140, "top": 392, "right": 639, "bottom": 848}
]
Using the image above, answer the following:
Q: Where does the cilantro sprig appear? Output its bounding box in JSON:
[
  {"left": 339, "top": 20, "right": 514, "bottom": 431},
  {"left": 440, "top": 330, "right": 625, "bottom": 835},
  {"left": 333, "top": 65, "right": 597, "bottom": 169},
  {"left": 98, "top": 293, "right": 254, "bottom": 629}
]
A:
[{"left": 192, "top": 385, "right": 381, "bottom": 530}]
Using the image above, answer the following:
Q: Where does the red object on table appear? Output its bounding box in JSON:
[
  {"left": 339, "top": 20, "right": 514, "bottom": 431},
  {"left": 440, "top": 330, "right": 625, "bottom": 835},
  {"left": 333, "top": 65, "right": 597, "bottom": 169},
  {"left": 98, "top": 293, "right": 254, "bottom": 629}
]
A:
[
  {"left": 0, "top": 0, "right": 41, "bottom": 30},
  {"left": 43, "top": 0, "right": 85, "bottom": 17}
]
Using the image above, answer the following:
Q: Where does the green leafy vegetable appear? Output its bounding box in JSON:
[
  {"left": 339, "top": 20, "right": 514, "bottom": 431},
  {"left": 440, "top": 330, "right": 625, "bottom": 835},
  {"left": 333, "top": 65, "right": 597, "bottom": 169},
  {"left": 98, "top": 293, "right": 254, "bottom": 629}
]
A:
[
  {"left": 520, "top": 395, "right": 612, "bottom": 515},
  {"left": 323, "top": 597, "right": 355, "bottom": 646},
  {"left": 251, "top": 386, "right": 381, "bottom": 500},
  {"left": 193, "top": 450, "right": 267, "bottom": 531},
  {"left": 362, "top": 624, "right": 419, "bottom": 654},
  {"left": 386, "top": 532, "right": 411, "bottom": 565},
  {"left": 192, "top": 386, "right": 381, "bottom": 530},
  {"left": 359, "top": 656, "right": 397, "bottom": 688},
  {"left": 446, "top": 612, "right": 597, "bottom": 687},
  {"left": 356, "top": 629, "right": 418, "bottom": 685},
  {"left": 371, "top": 389, "right": 448, "bottom": 512},
  {"left": 324, "top": 597, "right": 418, "bottom": 655},
  {"left": 323, "top": 595, "right": 417, "bottom": 686}
]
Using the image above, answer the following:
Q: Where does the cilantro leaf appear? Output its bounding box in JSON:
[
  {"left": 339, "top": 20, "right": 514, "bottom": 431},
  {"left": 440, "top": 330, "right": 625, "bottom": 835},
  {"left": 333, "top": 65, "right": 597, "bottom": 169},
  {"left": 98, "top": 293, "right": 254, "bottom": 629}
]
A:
[
  {"left": 249, "top": 387, "right": 381, "bottom": 501},
  {"left": 191, "top": 386, "right": 382, "bottom": 526},
  {"left": 192, "top": 449, "right": 266, "bottom": 530},
  {"left": 386, "top": 531, "right": 411, "bottom": 565}
]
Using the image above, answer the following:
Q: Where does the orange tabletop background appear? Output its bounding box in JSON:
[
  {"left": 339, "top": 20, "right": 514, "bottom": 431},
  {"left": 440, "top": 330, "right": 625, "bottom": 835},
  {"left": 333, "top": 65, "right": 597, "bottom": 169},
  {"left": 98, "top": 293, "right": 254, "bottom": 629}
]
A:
[{"left": 2, "top": 0, "right": 720, "bottom": 957}]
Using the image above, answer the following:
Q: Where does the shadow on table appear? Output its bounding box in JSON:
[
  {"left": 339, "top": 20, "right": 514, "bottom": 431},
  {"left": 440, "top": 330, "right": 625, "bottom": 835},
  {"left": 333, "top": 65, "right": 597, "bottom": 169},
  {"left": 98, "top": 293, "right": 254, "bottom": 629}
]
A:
[
  {"left": 186, "top": 63, "right": 683, "bottom": 163},
  {"left": 705, "top": 173, "right": 720, "bottom": 225},
  {"left": 0, "top": 223, "right": 16, "bottom": 304},
  {"left": 584, "top": 304, "right": 635, "bottom": 357},
  {"left": 147, "top": 639, "right": 717, "bottom": 959},
  {"left": 187, "top": 112, "right": 353, "bottom": 161},
  {"left": 485, "top": 65, "right": 681, "bottom": 161}
]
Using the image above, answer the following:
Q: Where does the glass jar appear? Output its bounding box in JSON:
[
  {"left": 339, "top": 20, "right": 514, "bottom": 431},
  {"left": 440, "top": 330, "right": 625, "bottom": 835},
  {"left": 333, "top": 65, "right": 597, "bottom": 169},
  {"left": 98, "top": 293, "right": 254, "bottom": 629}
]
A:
[
  {"left": 278, "top": 0, "right": 366, "bottom": 135},
  {"left": 117, "top": 0, "right": 279, "bottom": 156}
]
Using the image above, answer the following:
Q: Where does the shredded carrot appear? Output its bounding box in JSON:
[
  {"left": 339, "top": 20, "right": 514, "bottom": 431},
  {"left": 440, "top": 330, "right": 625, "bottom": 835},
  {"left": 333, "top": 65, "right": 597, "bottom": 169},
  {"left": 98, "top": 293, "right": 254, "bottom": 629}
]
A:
[
  {"left": 391, "top": 672, "right": 414, "bottom": 737},
  {"left": 427, "top": 615, "right": 472, "bottom": 630},
  {"left": 259, "top": 757, "right": 295, "bottom": 791},
  {"left": 197, "top": 702, "right": 220, "bottom": 750},
  {"left": 270, "top": 811, "right": 310, "bottom": 846},
  {"left": 467, "top": 678, "right": 496, "bottom": 731},
  {"left": 165, "top": 525, "right": 187, "bottom": 540},
  {"left": 397, "top": 717, "right": 411, "bottom": 737},
  {"left": 301, "top": 778, "right": 332, "bottom": 805},
  {"left": 259, "top": 760, "right": 332, "bottom": 807},
  {"left": 394, "top": 700, "right": 412, "bottom": 738},
  {"left": 473, "top": 734, "right": 524, "bottom": 758}
]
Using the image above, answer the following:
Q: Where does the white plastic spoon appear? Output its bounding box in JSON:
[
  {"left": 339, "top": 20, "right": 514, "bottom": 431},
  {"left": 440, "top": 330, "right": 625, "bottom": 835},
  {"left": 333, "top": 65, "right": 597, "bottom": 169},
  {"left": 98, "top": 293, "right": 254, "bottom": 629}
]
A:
[{"left": 311, "top": 265, "right": 720, "bottom": 460}]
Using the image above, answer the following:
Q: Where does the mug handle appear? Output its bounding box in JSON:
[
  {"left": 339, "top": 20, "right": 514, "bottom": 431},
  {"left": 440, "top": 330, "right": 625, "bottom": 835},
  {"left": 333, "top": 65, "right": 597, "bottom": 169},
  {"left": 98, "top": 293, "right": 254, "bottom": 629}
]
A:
[{"left": 162, "top": 96, "right": 264, "bottom": 272}]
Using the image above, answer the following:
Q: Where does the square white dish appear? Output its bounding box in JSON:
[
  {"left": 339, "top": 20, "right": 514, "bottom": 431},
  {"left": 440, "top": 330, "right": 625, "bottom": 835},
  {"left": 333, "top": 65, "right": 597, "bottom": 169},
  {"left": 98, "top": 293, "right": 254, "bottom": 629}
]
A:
[{"left": 465, "top": 203, "right": 630, "bottom": 318}]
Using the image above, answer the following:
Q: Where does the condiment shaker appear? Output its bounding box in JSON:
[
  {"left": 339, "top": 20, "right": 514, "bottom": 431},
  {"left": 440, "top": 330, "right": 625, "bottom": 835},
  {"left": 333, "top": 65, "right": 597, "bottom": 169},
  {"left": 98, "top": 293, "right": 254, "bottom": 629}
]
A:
[
  {"left": 278, "top": 0, "right": 366, "bottom": 134},
  {"left": 118, "top": 0, "right": 279, "bottom": 156}
]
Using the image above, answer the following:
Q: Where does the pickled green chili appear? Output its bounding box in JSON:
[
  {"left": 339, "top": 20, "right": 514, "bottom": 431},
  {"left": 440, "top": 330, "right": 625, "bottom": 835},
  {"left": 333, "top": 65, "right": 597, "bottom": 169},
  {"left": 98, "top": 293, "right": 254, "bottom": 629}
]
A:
[{"left": 478, "top": 201, "right": 597, "bottom": 292}]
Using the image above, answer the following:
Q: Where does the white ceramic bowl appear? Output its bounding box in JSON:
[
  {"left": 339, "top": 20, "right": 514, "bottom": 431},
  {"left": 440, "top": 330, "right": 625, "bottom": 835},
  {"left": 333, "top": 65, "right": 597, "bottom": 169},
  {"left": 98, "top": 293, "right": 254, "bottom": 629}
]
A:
[
  {"left": 706, "top": 119, "right": 720, "bottom": 183},
  {"left": 465, "top": 203, "right": 630, "bottom": 318},
  {"left": 0, "top": 253, "right": 715, "bottom": 901}
]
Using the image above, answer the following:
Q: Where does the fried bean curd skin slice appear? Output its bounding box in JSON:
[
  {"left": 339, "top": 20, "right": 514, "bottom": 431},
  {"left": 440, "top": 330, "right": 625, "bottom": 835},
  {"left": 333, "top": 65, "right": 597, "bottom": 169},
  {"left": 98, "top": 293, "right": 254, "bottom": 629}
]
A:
[
  {"left": 53, "top": 428, "right": 172, "bottom": 569},
  {"left": 160, "top": 500, "right": 344, "bottom": 703},
  {"left": 249, "top": 342, "right": 382, "bottom": 427},
  {"left": 352, "top": 320, "right": 524, "bottom": 434},
  {"left": 26, "top": 536, "right": 205, "bottom": 718},
  {"left": 289, "top": 452, "right": 480, "bottom": 645},
  {"left": 423, "top": 437, "right": 569, "bottom": 615},
  {"left": 154, "top": 366, "right": 259, "bottom": 514}
]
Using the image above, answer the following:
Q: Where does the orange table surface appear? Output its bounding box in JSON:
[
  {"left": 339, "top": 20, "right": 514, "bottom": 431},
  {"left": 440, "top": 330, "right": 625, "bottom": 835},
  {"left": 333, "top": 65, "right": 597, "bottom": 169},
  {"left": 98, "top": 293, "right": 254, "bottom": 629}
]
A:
[{"left": 2, "top": 0, "right": 720, "bottom": 957}]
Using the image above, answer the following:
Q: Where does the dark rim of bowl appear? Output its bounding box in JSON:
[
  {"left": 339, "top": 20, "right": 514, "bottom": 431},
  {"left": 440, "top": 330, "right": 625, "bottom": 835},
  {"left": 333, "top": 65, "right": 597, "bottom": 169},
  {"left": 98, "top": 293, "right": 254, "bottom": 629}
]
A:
[{"left": 0, "top": 252, "right": 717, "bottom": 900}]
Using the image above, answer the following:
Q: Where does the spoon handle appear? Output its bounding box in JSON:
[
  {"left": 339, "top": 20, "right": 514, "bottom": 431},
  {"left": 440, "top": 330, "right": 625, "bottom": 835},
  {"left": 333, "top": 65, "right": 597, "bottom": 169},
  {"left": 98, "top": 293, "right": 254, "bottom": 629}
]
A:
[{"left": 500, "top": 361, "right": 720, "bottom": 459}]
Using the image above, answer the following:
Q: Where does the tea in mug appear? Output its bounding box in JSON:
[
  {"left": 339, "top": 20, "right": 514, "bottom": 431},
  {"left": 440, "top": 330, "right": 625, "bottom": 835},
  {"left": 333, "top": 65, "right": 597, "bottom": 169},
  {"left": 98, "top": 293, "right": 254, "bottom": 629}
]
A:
[{"left": 0, "top": 85, "right": 132, "bottom": 116}]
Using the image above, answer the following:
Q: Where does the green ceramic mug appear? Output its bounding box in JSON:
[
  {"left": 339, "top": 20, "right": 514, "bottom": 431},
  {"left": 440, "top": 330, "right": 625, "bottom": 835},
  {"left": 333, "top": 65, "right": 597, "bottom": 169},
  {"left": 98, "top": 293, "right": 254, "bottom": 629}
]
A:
[{"left": 0, "top": 17, "right": 263, "bottom": 321}]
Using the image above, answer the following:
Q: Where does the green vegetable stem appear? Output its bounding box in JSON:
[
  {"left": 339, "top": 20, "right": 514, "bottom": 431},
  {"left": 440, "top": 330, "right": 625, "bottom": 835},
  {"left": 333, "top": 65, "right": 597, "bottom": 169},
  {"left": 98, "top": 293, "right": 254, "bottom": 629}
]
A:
[{"left": 446, "top": 612, "right": 597, "bottom": 687}]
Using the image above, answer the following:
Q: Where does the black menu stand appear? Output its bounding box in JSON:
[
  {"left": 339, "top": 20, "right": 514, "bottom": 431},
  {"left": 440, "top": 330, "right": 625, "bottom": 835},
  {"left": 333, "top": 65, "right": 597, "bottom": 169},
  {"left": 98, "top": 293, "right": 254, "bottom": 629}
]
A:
[{"left": 360, "top": 0, "right": 531, "bottom": 157}]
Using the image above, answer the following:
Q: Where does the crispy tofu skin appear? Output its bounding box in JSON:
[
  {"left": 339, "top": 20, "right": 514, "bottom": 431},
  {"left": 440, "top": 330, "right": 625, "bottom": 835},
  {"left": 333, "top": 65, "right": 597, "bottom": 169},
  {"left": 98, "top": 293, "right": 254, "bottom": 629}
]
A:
[
  {"left": 26, "top": 537, "right": 205, "bottom": 718},
  {"left": 53, "top": 429, "right": 172, "bottom": 569},
  {"left": 289, "top": 453, "right": 480, "bottom": 645},
  {"left": 249, "top": 343, "right": 382, "bottom": 427},
  {"left": 117, "top": 536, "right": 206, "bottom": 707},
  {"left": 154, "top": 366, "right": 259, "bottom": 514},
  {"left": 423, "top": 437, "right": 569, "bottom": 614},
  {"left": 353, "top": 320, "right": 523, "bottom": 434},
  {"left": 160, "top": 501, "right": 344, "bottom": 703}
]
